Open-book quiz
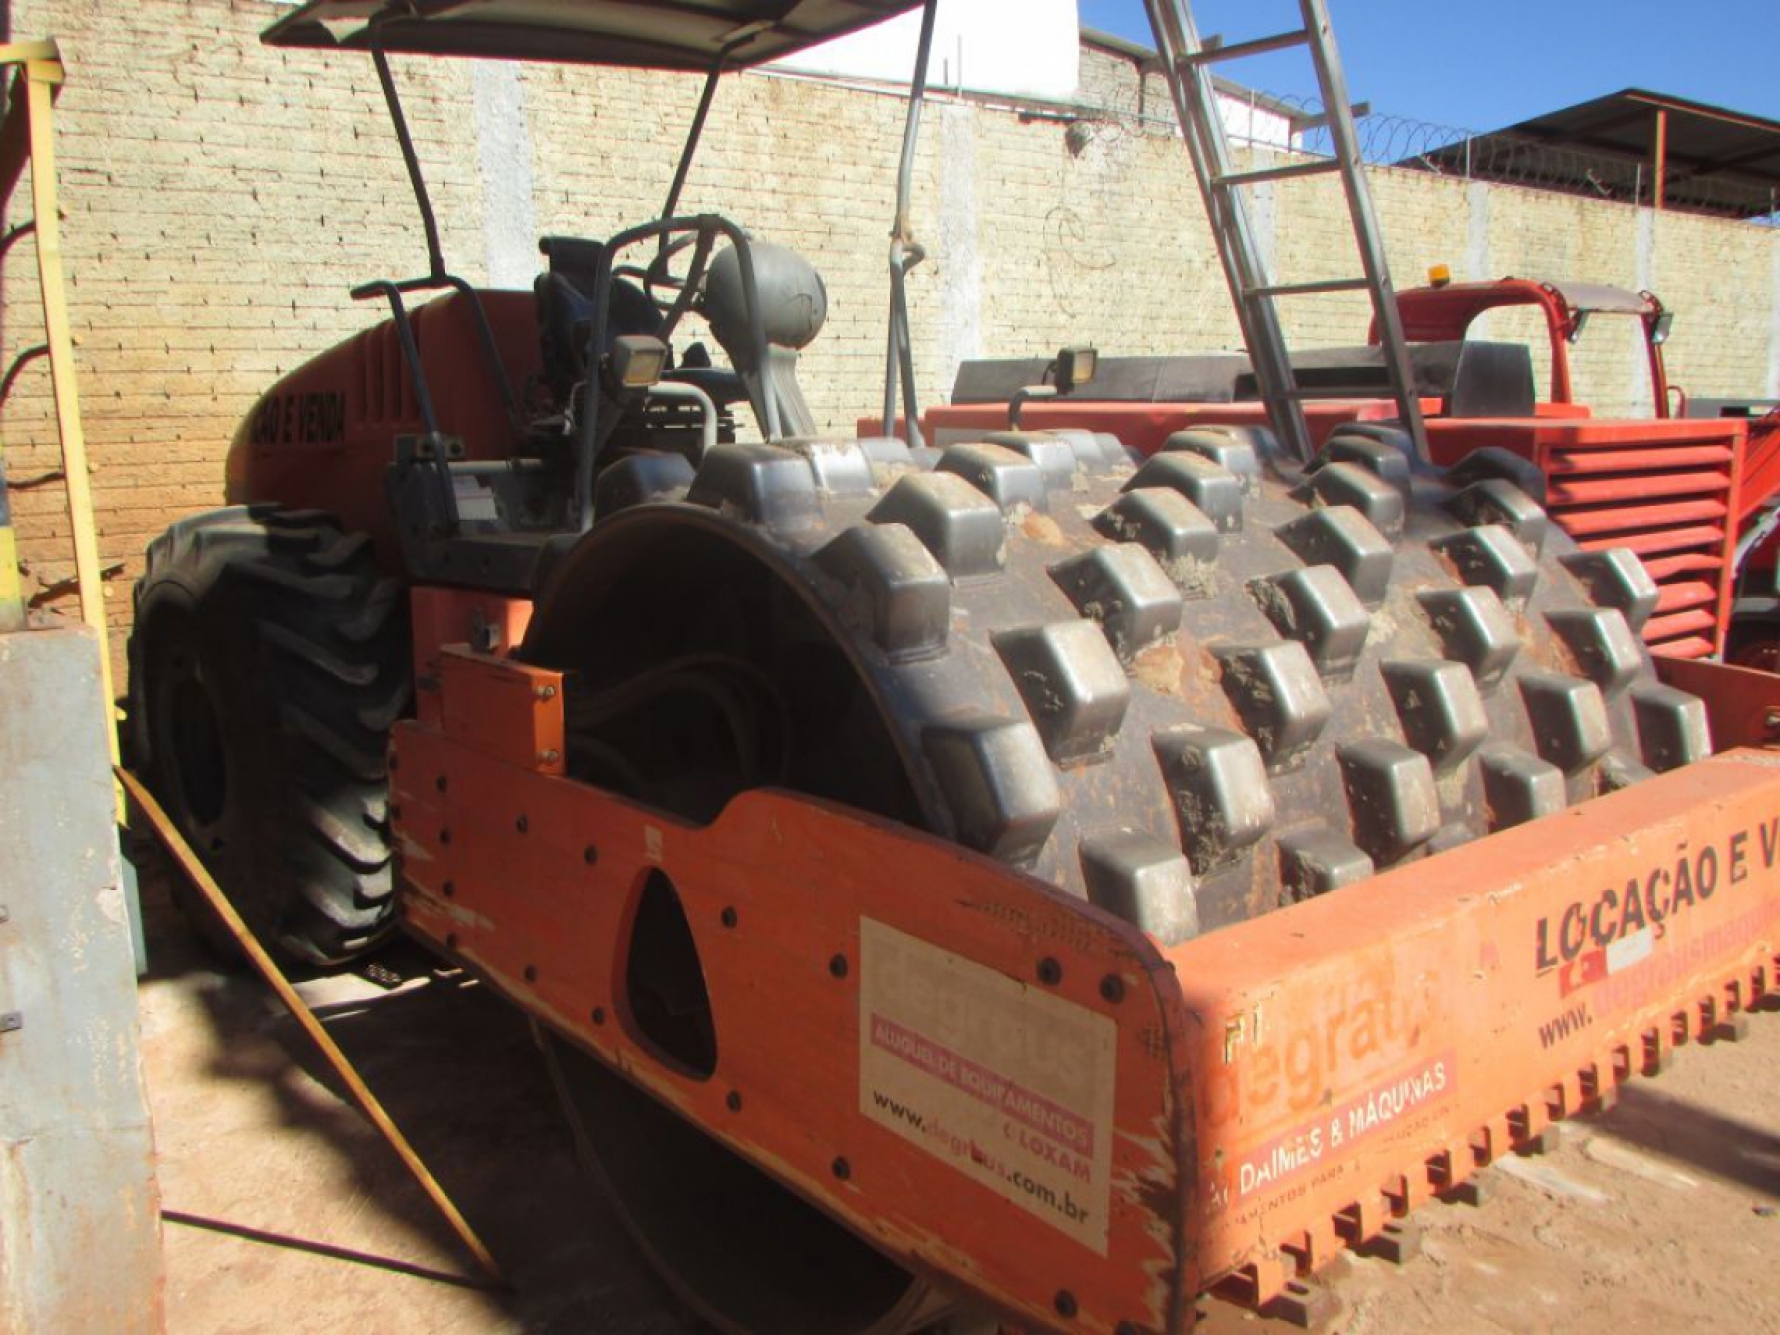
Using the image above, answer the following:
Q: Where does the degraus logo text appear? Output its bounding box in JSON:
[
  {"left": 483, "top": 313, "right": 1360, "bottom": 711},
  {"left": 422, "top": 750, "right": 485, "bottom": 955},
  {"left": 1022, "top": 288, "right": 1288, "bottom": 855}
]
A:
[
  {"left": 1204, "top": 973, "right": 1437, "bottom": 1125},
  {"left": 1534, "top": 818, "right": 1780, "bottom": 970}
]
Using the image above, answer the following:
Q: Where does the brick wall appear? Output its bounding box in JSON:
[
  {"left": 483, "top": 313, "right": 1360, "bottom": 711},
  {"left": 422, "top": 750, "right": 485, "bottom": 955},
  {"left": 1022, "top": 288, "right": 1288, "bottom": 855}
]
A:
[{"left": 5, "top": 0, "right": 1777, "bottom": 684}]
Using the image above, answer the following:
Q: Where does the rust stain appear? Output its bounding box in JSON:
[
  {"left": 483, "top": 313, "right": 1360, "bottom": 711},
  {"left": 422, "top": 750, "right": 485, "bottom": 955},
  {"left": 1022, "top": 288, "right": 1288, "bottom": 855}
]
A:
[
  {"left": 1133, "top": 642, "right": 1185, "bottom": 695},
  {"left": 1021, "top": 511, "right": 1068, "bottom": 547}
]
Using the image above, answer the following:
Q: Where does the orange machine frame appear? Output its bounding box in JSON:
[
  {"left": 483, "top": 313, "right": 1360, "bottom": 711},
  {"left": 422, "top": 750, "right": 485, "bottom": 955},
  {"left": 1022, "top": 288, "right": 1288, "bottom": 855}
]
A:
[{"left": 392, "top": 600, "right": 1780, "bottom": 1334}]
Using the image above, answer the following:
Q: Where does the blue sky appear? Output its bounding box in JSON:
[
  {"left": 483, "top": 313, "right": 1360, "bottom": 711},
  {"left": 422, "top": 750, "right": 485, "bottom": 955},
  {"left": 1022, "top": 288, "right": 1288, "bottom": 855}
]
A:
[{"left": 1079, "top": 1, "right": 1780, "bottom": 131}]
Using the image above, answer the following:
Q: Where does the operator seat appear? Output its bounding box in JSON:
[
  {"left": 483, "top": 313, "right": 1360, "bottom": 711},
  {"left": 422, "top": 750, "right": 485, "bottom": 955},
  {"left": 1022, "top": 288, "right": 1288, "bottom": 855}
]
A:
[
  {"left": 534, "top": 235, "right": 747, "bottom": 411},
  {"left": 535, "top": 236, "right": 666, "bottom": 404}
]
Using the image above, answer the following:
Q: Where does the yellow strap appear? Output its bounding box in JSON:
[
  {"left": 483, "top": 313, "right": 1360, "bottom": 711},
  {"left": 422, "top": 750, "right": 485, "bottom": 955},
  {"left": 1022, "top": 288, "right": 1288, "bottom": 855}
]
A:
[{"left": 118, "top": 765, "right": 509, "bottom": 1290}]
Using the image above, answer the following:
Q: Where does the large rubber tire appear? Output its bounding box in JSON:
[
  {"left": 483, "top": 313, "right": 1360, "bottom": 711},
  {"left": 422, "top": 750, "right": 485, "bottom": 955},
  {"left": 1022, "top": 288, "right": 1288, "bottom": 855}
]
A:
[
  {"left": 129, "top": 507, "right": 410, "bottom": 967},
  {"left": 519, "top": 424, "right": 1711, "bottom": 1335}
]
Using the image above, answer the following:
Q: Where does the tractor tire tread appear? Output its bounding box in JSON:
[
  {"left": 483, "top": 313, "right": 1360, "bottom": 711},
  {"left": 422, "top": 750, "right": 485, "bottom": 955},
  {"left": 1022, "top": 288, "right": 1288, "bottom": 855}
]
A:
[{"left": 129, "top": 506, "right": 408, "bottom": 966}]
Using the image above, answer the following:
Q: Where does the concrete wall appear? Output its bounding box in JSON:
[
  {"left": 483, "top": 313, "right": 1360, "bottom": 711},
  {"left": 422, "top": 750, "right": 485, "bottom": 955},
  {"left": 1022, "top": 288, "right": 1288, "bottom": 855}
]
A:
[
  {"left": 4, "top": 1, "right": 1777, "bottom": 681},
  {"left": 0, "top": 625, "right": 163, "bottom": 1334}
]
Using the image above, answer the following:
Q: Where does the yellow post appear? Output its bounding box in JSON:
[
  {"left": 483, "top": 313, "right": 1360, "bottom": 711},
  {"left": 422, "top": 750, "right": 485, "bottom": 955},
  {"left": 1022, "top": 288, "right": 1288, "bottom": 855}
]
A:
[
  {"left": 1, "top": 41, "right": 118, "bottom": 757},
  {"left": 23, "top": 50, "right": 114, "bottom": 717},
  {"left": 0, "top": 467, "right": 20, "bottom": 633}
]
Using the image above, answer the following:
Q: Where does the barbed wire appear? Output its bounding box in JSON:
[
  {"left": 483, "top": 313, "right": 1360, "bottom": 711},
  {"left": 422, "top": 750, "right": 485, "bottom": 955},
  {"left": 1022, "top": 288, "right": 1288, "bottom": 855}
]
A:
[
  {"left": 1072, "top": 66, "right": 1779, "bottom": 225},
  {"left": 1265, "top": 91, "right": 1775, "bottom": 223}
]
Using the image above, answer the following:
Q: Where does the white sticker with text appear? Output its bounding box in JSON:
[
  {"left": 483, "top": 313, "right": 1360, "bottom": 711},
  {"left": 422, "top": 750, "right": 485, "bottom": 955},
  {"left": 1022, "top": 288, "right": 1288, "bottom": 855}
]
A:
[{"left": 858, "top": 919, "right": 1117, "bottom": 1254}]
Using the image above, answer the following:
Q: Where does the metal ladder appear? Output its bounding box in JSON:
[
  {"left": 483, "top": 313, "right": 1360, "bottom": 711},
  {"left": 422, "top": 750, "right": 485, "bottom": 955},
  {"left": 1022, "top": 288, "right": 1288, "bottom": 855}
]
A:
[{"left": 1144, "top": 0, "right": 1427, "bottom": 463}]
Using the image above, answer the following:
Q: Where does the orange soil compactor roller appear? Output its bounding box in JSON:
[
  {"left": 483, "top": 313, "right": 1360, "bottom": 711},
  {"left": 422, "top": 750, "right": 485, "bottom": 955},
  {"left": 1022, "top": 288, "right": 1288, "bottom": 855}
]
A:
[{"left": 127, "top": 2, "right": 1780, "bottom": 1332}]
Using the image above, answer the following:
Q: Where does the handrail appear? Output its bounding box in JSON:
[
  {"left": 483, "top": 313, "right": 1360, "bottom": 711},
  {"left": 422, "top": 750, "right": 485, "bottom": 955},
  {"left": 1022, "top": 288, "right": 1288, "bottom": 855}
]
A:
[
  {"left": 573, "top": 215, "right": 774, "bottom": 530},
  {"left": 350, "top": 280, "right": 441, "bottom": 439},
  {"left": 349, "top": 271, "right": 522, "bottom": 431}
]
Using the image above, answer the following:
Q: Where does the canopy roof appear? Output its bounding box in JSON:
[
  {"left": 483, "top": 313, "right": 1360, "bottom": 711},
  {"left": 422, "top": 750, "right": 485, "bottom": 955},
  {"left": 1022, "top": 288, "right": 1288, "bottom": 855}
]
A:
[
  {"left": 1410, "top": 90, "right": 1780, "bottom": 220},
  {"left": 263, "top": 0, "right": 923, "bottom": 71}
]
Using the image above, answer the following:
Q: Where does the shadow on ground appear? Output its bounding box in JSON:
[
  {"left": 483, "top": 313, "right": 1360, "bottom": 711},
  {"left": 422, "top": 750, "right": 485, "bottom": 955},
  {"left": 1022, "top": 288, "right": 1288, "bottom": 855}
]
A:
[
  {"left": 132, "top": 832, "right": 699, "bottom": 1335},
  {"left": 1600, "top": 1075, "right": 1780, "bottom": 1196}
]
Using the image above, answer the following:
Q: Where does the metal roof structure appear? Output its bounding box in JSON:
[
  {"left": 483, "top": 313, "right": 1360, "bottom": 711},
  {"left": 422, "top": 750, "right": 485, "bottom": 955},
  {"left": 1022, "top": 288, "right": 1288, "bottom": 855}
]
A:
[
  {"left": 1407, "top": 89, "right": 1780, "bottom": 221},
  {"left": 263, "top": 0, "right": 921, "bottom": 71}
]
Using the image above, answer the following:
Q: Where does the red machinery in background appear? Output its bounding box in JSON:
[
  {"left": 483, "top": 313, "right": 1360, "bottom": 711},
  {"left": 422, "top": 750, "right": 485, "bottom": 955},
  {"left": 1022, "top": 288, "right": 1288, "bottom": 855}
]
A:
[
  {"left": 920, "top": 272, "right": 1780, "bottom": 665},
  {"left": 1390, "top": 275, "right": 1780, "bottom": 666}
]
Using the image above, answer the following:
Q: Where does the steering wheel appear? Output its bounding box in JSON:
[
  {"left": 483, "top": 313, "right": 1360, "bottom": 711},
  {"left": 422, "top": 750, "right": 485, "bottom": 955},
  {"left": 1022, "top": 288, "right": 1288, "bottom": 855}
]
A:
[{"left": 613, "top": 230, "right": 711, "bottom": 319}]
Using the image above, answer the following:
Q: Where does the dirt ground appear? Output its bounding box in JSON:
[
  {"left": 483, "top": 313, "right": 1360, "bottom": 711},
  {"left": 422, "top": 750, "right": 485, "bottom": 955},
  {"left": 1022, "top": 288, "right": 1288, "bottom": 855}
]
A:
[{"left": 132, "top": 853, "right": 1780, "bottom": 1335}]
